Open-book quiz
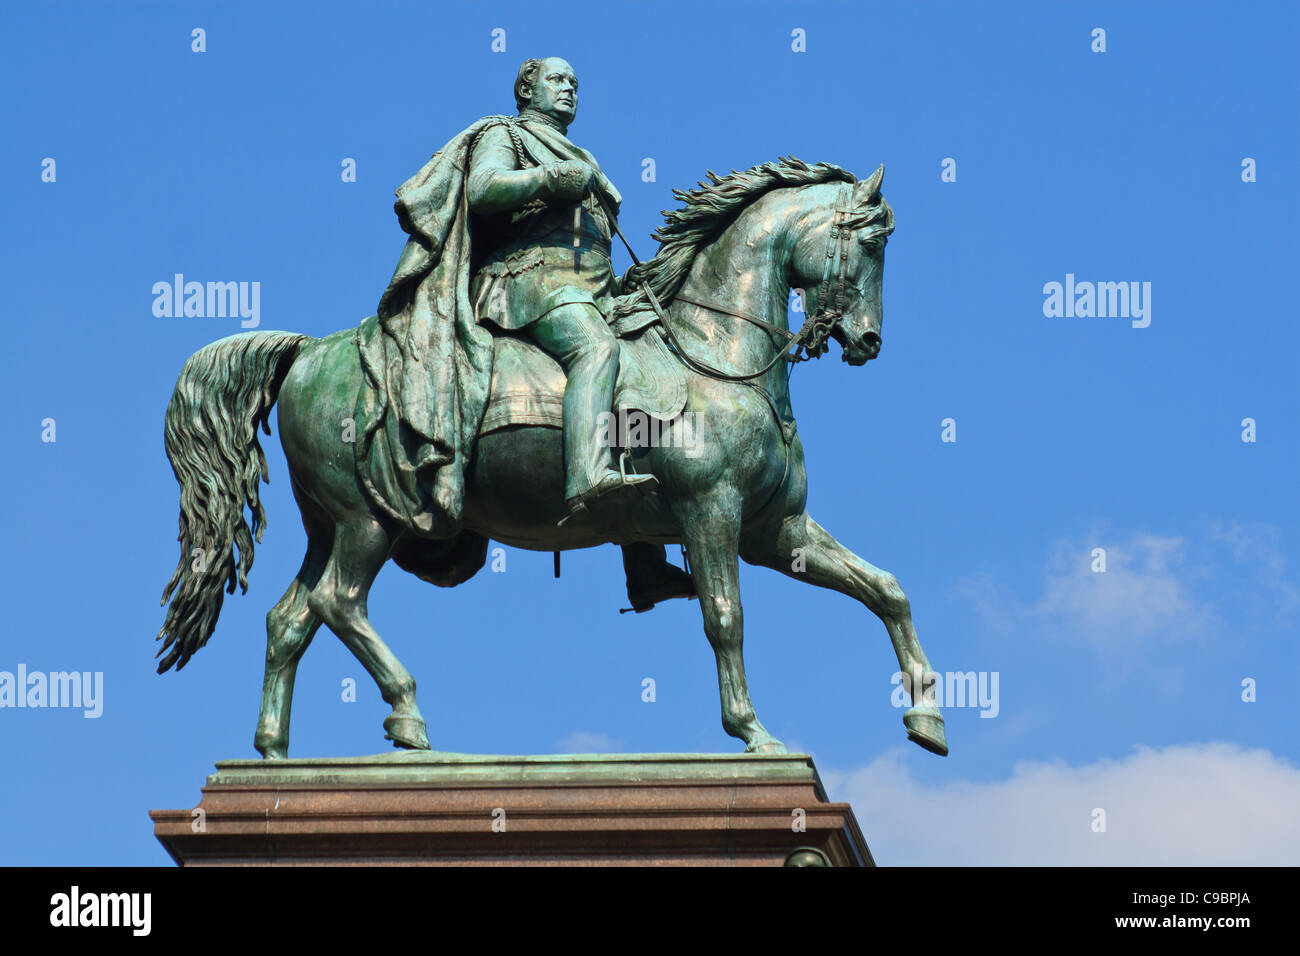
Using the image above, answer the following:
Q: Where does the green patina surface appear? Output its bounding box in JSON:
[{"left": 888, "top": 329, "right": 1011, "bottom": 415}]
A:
[
  {"left": 156, "top": 55, "right": 947, "bottom": 765},
  {"left": 207, "top": 751, "right": 828, "bottom": 797}
]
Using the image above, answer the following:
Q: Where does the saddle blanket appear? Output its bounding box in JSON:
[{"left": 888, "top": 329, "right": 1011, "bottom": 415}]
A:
[{"left": 479, "top": 318, "right": 688, "bottom": 435}]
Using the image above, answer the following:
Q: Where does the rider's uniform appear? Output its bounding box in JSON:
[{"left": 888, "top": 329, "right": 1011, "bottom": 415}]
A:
[{"left": 465, "top": 115, "right": 627, "bottom": 503}]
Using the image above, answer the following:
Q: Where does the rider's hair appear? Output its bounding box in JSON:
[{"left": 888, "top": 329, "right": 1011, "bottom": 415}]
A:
[{"left": 514, "top": 59, "right": 542, "bottom": 112}]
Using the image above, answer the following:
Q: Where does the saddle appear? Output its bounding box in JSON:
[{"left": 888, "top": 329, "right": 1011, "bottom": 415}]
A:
[{"left": 478, "top": 306, "right": 688, "bottom": 436}]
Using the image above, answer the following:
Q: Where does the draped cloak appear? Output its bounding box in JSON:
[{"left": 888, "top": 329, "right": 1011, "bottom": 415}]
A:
[{"left": 355, "top": 112, "right": 623, "bottom": 537}]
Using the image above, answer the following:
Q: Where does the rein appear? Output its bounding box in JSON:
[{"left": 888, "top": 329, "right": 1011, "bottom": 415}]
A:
[{"left": 591, "top": 183, "right": 857, "bottom": 384}]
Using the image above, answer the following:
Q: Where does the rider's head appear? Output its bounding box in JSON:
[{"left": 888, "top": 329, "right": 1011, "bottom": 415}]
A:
[{"left": 515, "top": 57, "right": 578, "bottom": 127}]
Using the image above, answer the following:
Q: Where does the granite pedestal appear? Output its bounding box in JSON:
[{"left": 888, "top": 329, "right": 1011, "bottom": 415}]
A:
[{"left": 150, "top": 752, "right": 872, "bottom": 866}]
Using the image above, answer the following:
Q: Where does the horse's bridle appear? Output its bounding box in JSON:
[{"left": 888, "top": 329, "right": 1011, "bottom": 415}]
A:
[{"left": 599, "top": 182, "right": 860, "bottom": 384}]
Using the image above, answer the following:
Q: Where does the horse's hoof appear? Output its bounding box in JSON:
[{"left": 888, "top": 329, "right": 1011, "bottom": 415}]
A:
[
  {"left": 903, "top": 706, "right": 948, "bottom": 756},
  {"left": 254, "top": 736, "right": 287, "bottom": 760},
  {"left": 745, "top": 739, "right": 788, "bottom": 755},
  {"left": 384, "top": 715, "right": 431, "bottom": 751}
]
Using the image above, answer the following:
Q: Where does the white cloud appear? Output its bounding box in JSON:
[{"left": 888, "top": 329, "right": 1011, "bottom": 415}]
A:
[
  {"left": 1032, "top": 533, "right": 1215, "bottom": 644},
  {"left": 554, "top": 731, "right": 624, "bottom": 753},
  {"left": 821, "top": 743, "right": 1300, "bottom": 865},
  {"left": 958, "top": 525, "right": 1297, "bottom": 648}
]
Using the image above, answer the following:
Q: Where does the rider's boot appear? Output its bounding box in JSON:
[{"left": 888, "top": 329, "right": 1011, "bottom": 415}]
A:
[
  {"left": 622, "top": 543, "right": 696, "bottom": 612},
  {"left": 551, "top": 309, "right": 655, "bottom": 523}
]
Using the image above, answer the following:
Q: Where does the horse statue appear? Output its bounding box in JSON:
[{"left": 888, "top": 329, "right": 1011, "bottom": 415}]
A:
[{"left": 154, "top": 157, "right": 949, "bottom": 760}]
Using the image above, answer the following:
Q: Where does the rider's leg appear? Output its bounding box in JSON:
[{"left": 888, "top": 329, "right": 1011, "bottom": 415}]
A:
[
  {"left": 527, "top": 302, "right": 653, "bottom": 506},
  {"left": 526, "top": 303, "right": 684, "bottom": 601}
]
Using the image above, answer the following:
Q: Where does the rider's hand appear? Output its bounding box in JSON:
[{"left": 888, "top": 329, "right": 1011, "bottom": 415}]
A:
[{"left": 544, "top": 160, "right": 596, "bottom": 201}]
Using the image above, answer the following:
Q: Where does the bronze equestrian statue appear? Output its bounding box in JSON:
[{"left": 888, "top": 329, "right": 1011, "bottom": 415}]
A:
[{"left": 155, "top": 56, "right": 949, "bottom": 761}]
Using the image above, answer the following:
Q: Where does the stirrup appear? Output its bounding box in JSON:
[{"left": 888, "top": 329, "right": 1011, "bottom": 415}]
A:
[{"left": 618, "top": 448, "right": 656, "bottom": 486}]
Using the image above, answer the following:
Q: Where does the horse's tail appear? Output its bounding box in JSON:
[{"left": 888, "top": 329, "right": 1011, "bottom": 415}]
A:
[{"left": 156, "top": 331, "right": 311, "bottom": 673}]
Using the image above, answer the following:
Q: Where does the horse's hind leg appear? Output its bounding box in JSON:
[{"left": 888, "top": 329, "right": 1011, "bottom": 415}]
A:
[
  {"left": 254, "top": 537, "right": 328, "bottom": 759},
  {"left": 254, "top": 480, "right": 332, "bottom": 759},
  {"left": 308, "top": 515, "right": 431, "bottom": 751}
]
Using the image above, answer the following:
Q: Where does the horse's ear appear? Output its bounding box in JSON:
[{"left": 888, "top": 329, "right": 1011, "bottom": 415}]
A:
[{"left": 855, "top": 164, "right": 884, "bottom": 202}]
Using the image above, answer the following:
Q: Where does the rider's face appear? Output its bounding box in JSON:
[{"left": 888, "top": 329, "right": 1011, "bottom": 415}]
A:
[{"left": 526, "top": 58, "right": 578, "bottom": 125}]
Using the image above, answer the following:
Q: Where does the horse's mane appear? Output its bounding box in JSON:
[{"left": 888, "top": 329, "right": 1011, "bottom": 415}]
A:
[{"left": 611, "top": 155, "right": 888, "bottom": 319}]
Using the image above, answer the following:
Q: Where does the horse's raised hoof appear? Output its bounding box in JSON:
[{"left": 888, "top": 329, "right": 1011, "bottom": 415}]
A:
[
  {"left": 383, "top": 714, "right": 431, "bottom": 751},
  {"left": 903, "top": 706, "right": 948, "bottom": 756},
  {"left": 745, "top": 739, "right": 788, "bottom": 755}
]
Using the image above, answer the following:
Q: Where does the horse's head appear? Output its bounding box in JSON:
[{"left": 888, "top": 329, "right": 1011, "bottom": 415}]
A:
[{"left": 792, "top": 166, "right": 894, "bottom": 366}]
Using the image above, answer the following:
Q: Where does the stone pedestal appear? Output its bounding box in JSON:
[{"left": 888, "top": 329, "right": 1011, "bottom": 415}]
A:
[{"left": 150, "top": 752, "right": 873, "bottom": 866}]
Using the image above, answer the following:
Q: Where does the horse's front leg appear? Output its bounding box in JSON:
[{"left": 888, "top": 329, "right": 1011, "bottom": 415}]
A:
[
  {"left": 679, "top": 496, "right": 786, "bottom": 754},
  {"left": 742, "top": 511, "right": 948, "bottom": 756}
]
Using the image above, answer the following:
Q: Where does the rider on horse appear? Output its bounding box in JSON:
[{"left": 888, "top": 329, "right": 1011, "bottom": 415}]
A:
[{"left": 372, "top": 56, "right": 693, "bottom": 611}]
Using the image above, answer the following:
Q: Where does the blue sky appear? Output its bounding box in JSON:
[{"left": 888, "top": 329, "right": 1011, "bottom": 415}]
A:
[{"left": 1, "top": 1, "right": 1297, "bottom": 865}]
